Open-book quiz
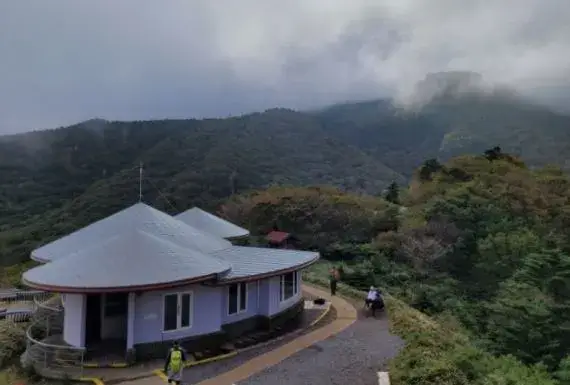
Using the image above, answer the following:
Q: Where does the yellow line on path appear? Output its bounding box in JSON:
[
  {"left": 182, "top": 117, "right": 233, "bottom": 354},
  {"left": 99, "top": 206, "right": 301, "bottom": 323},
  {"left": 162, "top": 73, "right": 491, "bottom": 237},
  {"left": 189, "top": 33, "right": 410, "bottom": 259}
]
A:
[
  {"left": 186, "top": 351, "right": 238, "bottom": 367},
  {"left": 309, "top": 301, "right": 331, "bottom": 327},
  {"left": 152, "top": 369, "right": 169, "bottom": 382},
  {"left": 80, "top": 377, "right": 105, "bottom": 385},
  {"left": 195, "top": 284, "right": 357, "bottom": 385}
]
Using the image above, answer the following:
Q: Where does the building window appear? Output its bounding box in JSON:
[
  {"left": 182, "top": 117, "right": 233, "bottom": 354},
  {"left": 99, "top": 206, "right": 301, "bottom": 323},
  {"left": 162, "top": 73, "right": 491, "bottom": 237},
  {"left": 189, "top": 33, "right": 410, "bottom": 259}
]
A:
[
  {"left": 163, "top": 292, "right": 193, "bottom": 332},
  {"left": 104, "top": 293, "right": 128, "bottom": 317},
  {"left": 280, "top": 271, "right": 298, "bottom": 302},
  {"left": 228, "top": 282, "right": 247, "bottom": 315}
]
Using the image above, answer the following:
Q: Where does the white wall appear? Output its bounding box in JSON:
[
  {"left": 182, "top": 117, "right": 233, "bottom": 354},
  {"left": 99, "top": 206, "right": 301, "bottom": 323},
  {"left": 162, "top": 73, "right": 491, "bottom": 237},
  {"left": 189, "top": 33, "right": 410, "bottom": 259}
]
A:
[
  {"left": 267, "top": 271, "right": 302, "bottom": 317},
  {"left": 63, "top": 294, "right": 86, "bottom": 347}
]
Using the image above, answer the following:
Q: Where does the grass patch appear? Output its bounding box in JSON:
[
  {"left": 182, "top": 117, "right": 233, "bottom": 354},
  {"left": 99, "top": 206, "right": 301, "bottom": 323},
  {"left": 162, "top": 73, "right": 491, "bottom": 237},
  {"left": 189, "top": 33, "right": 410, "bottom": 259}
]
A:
[
  {"left": 0, "top": 366, "right": 23, "bottom": 385},
  {"left": 0, "top": 320, "right": 30, "bottom": 385},
  {"left": 0, "top": 320, "right": 66, "bottom": 385},
  {"left": 0, "top": 262, "right": 36, "bottom": 289},
  {"left": 0, "top": 366, "right": 67, "bottom": 385}
]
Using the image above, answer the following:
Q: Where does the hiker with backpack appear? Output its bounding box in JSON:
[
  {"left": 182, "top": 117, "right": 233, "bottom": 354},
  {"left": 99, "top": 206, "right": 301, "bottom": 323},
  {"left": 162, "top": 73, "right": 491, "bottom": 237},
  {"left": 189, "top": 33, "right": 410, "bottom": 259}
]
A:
[
  {"left": 164, "top": 340, "right": 187, "bottom": 385},
  {"left": 329, "top": 266, "right": 340, "bottom": 296},
  {"left": 370, "top": 288, "right": 385, "bottom": 317}
]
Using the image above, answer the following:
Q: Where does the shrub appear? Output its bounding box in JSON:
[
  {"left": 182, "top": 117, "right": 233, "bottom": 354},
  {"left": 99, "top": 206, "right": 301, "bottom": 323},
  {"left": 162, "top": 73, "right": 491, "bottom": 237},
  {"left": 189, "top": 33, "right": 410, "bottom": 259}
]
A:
[
  {"left": 0, "top": 366, "right": 21, "bottom": 385},
  {"left": 0, "top": 320, "right": 28, "bottom": 368}
]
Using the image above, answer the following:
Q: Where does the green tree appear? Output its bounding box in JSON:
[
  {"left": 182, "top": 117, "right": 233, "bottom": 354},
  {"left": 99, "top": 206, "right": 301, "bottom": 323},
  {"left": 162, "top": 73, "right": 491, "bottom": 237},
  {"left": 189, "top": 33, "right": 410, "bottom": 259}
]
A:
[
  {"left": 418, "top": 158, "right": 443, "bottom": 181},
  {"left": 484, "top": 280, "right": 559, "bottom": 367},
  {"left": 484, "top": 146, "right": 503, "bottom": 161},
  {"left": 555, "top": 356, "right": 570, "bottom": 384},
  {"left": 384, "top": 181, "right": 400, "bottom": 204}
]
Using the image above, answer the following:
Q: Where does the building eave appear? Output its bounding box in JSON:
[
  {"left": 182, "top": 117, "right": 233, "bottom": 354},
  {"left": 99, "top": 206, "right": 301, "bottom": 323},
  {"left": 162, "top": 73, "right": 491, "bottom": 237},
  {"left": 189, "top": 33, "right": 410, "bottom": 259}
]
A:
[
  {"left": 213, "top": 253, "right": 320, "bottom": 285},
  {"left": 225, "top": 232, "right": 251, "bottom": 239},
  {"left": 30, "top": 254, "right": 49, "bottom": 264},
  {"left": 21, "top": 273, "right": 220, "bottom": 294}
]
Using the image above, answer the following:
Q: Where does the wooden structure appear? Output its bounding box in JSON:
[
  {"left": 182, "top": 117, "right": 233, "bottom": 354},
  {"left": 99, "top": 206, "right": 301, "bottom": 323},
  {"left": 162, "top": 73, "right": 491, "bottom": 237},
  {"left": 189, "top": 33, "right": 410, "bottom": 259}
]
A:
[{"left": 266, "top": 231, "right": 298, "bottom": 249}]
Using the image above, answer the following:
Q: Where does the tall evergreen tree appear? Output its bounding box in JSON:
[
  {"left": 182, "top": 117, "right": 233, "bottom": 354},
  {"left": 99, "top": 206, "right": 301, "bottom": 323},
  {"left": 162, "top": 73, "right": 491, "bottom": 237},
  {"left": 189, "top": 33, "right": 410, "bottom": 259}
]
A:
[{"left": 384, "top": 181, "right": 400, "bottom": 204}]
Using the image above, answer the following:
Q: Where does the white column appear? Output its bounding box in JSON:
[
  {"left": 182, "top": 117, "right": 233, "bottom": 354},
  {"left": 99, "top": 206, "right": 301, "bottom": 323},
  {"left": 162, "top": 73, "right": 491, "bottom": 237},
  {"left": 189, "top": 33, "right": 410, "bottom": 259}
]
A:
[
  {"left": 126, "top": 292, "right": 136, "bottom": 350},
  {"left": 63, "top": 294, "right": 87, "bottom": 347}
]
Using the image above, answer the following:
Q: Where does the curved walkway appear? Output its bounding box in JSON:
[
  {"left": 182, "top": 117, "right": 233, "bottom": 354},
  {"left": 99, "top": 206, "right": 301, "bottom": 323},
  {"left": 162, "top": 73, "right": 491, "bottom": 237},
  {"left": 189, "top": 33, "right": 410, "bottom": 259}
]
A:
[
  {"left": 120, "top": 284, "right": 402, "bottom": 385},
  {"left": 195, "top": 285, "right": 358, "bottom": 385},
  {"left": 236, "top": 308, "right": 403, "bottom": 385}
]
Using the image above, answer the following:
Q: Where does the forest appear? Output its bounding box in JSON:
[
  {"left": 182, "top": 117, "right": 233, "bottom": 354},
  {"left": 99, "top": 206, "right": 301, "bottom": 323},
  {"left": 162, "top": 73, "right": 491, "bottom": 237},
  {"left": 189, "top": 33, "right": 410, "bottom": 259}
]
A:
[
  {"left": 1, "top": 93, "right": 570, "bottom": 269},
  {"left": 220, "top": 150, "right": 570, "bottom": 384}
]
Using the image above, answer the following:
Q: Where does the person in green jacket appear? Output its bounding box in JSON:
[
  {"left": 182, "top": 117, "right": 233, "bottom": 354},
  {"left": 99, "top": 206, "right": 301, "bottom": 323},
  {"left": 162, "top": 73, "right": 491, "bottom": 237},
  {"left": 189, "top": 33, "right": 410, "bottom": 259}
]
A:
[{"left": 164, "top": 341, "right": 186, "bottom": 385}]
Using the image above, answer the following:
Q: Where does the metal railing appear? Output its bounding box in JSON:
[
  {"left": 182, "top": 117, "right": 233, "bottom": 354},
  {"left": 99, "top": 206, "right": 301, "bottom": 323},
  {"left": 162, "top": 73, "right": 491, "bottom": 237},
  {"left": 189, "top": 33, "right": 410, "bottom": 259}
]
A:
[
  {"left": 23, "top": 312, "right": 86, "bottom": 379},
  {"left": 10, "top": 292, "right": 86, "bottom": 379},
  {"left": 0, "top": 289, "right": 50, "bottom": 304},
  {"left": 0, "top": 290, "right": 53, "bottom": 324},
  {"left": 0, "top": 309, "right": 32, "bottom": 323},
  {"left": 33, "top": 294, "right": 63, "bottom": 314},
  {"left": 0, "top": 290, "right": 46, "bottom": 314}
]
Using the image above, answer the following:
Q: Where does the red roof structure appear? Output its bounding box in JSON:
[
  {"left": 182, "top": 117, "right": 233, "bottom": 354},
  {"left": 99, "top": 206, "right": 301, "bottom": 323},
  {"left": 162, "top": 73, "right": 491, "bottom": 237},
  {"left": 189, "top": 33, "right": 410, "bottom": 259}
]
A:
[{"left": 267, "top": 231, "right": 290, "bottom": 244}]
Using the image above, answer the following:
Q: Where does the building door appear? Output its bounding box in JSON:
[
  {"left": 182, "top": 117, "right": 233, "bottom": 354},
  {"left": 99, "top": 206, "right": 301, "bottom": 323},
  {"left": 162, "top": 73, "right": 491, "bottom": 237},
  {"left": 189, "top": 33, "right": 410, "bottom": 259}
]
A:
[
  {"left": 85, "top": 294, "right": 102, "bottom": 344},
  {"left": 101, "top": 293, "right": 129, "bottom": 340}
]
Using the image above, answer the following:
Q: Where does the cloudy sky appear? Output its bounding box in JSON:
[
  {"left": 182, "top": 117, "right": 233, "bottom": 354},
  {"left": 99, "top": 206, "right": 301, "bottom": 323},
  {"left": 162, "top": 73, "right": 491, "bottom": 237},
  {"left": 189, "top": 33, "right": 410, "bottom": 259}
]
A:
[{"left": 1, "top": 0, "right": 569, "bottom": 133}]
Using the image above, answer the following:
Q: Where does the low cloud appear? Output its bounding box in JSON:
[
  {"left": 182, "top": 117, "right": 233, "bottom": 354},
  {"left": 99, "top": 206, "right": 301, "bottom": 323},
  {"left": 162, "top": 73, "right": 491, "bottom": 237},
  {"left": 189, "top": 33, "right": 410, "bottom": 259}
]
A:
[{"left": 0, "top": 0, "right": 569, "bottom": 133}]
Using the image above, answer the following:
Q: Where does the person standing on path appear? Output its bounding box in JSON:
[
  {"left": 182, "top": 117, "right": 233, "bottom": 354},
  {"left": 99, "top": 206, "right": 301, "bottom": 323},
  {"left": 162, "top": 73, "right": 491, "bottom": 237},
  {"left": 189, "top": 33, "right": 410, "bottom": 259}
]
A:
[
  {"left": 329, "top": 266, "right": 340, "bottom": 296},
  {"left": 164, "top": 340, "right": 187, "bottom": 385}
]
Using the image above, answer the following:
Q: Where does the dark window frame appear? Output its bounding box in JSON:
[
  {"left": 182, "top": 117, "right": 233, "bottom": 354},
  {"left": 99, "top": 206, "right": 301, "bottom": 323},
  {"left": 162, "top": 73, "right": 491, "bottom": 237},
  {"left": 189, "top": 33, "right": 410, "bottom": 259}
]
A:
[
  {"left": 228, "top": 282, "right": 248, "bottom": 315},
  {"left": 163, "top": 292, "right": 193, "bottom": 332},
  {"left": 280, "top": 271, "right": 298, "bottom": 302}
]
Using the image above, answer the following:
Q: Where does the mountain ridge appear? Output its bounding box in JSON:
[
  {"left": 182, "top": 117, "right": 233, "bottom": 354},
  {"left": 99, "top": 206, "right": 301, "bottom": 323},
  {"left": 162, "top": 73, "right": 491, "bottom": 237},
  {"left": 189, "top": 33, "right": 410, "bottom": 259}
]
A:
[{"left": 0, "top": 90, "right": 569, "bottom": 266}]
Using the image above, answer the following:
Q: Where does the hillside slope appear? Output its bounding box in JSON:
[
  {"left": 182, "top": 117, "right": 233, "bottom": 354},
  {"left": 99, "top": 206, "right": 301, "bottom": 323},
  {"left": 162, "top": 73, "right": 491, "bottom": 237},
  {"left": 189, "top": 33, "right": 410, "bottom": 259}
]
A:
[
  {"left": 1, "top": 88, "right": 570, "bottom": 267},
  {"left": 315, "top": 91, "right": 570, "bottom": 176},
  {"left": 0, "top": 109, "right": 404, "bottom": 266}
]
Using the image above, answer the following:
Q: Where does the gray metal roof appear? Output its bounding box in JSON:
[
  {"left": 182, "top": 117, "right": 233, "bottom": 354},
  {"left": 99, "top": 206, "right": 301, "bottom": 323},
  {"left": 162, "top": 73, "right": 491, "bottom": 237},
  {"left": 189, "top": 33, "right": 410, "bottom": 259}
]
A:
[
  {"left": 212, "top": 246, "right": 319, "bottom": 280},
  {"left": 23, "top": 229, "right": 231, "bottom": 290},
  {"left": 175, "top": 207, "right": 249, "bottom": 239},
  {"left": 25, "top": 202, "right": 319, "bottom": 290},
  {"left": 32, "top": 202, "right": 232, "bottom": 263}
]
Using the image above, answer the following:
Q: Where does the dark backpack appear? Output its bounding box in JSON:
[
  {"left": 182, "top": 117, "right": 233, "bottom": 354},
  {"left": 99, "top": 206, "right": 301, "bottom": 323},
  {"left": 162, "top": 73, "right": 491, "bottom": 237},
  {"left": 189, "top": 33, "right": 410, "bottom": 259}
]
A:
[{"left": 314, "top": 298, "right": 326, "bottom": 305}]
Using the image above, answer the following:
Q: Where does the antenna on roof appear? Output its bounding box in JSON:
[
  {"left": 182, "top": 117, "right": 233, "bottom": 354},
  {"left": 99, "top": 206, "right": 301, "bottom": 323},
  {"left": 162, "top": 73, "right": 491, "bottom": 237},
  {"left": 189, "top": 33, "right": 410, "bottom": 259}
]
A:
[{"left": 138, "top": 161, "right": 143, "bottom": 202}]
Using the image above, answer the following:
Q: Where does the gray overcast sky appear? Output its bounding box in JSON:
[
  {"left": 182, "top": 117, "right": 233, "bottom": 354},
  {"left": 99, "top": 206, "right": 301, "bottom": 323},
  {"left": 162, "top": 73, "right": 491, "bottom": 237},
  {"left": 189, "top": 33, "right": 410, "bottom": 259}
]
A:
[{"left": 1, "top": 0, "right": 569, "bottom": 133}]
